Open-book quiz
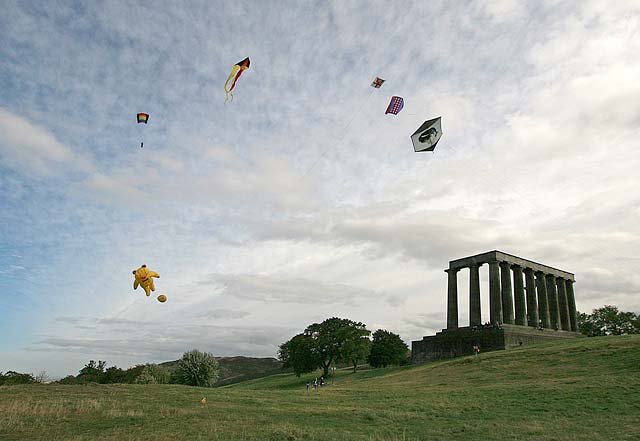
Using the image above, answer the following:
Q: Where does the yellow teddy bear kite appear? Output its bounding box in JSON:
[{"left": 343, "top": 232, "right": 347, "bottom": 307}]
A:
[{"left": 132, "top": 265, "right": 160, "bottom": 297}]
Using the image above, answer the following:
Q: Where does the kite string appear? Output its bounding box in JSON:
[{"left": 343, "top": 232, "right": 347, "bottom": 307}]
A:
[{"left": 300, "top": 88, "right": 376, "bottom": 180}]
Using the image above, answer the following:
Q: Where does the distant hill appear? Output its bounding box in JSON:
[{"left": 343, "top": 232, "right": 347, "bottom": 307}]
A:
[{"left": 159, "top": 356, "right": 289, "bottom": 386}]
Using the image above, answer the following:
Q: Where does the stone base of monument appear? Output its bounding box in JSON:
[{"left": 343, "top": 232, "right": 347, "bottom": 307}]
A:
[{"left": 411, "top": 324, "right": 583, "bottom": 364}]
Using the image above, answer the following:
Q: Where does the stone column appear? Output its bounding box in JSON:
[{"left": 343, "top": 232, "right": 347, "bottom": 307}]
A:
[
  {"left": 546, "top": 274, "right": 561, "bottom": 330},
  {"left": 446, "top": 269, "right": 459, "bottom": 330},
  {"left": 512, "top": 266, "right": 526, "bottom": 326},
  {"left": 556, "top": 277, "right": 571, "bottom": 331},
  {"left": 469, "top": 264, "right": 481, "bottom": 326},
  {"left": 535, "top": 271, "right": 551, "bottom": 328},
  {"left": 566, "top": 280, "right": 578, "bottom": 332},
  {"left": 500, "top": 262, "right": 514, "bottom": 324},
  {"left": 489, "top": 261, "right": 503, "bottom": 325},
  {"left": 524, "top": 268, "right": 538, "bottom": 327}
]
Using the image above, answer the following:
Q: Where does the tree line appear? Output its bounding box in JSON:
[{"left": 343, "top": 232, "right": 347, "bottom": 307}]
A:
[
  {"left": 577, "top": 305, "right": 640, "bottom": 336},
  {"left": 278, "top": 317, "right": 409, "bottom": 377},
  {"left": 1, "top": 349, "right": 220, "bottom": 387}
]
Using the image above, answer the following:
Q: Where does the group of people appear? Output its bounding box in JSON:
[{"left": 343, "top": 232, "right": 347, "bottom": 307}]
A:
[
  {"left": 306, "top": 376, "right": 326, "bottom": 391},
  {"left": 471, "top": 322, "right": 503, "bottom": 332}
]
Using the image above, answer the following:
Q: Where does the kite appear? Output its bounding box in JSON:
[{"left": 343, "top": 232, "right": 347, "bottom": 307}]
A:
[
  {"left": 224, "top": 57, "right": 250, "bottom": 102},
  {"left": 385, "top": 96, "right": 404, "bottom": 115},
  {"left": 411, "top": 117, "right": 442, "bottom": 152},
  {"left": 137, "top": 113, "right": 149, "bottom": 148},
  {"left": 132, "top": 264, "right": 160, "bottom": 297},
  {"left": 370, "top": 77, "right": 385, "bottom": 88}
]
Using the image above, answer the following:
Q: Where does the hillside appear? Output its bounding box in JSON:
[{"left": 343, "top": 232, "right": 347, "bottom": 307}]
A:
[
  {"left": 159, "top": 356, "right": 288, "bottom": 386},
  {"left": 1, "top": 335, "right": 639, "bottom": 441}
]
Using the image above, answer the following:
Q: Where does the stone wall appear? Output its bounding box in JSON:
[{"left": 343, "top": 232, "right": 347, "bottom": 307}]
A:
[{"left": 411, "top": 324, "right": 582, "bottom": 364}]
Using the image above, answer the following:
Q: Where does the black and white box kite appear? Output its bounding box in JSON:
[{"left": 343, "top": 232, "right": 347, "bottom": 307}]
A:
[{"left": 411, "top": 117, "right": 442, "bottom": 152}]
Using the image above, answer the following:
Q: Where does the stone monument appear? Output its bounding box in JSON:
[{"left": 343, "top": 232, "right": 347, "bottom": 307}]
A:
[{"left": 411, "top": 250, "right": 583, "bottom": 363}]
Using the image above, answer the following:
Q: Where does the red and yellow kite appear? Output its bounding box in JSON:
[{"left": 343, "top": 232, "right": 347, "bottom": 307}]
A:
[{"left": 224, "top": 57, "right": 250, "bottom": 102}]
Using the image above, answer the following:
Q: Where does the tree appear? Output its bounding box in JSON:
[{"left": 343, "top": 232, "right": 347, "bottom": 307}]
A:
[
  {"left": 135, "top": 364, "right": 170, "bottom": 384},
  {"left": 279, "top": 317, "right": 371, "bottom": 377},
  {"left": 578, "top": 306, "right": 640, "bottom": 336},
  {"left": 307, "top": 318, "right": 370, "bottom": 377},
  {"left": 135, "top": 365, "right": 158, "bottom": 384},
  {"left": 279, "top": 333, "right": 321, "bottom": 377},
  {"left": 0, "top": 371, "right": 36, "bottom": 385},
  {"left": 122, "top": 365, "right": 146, "bottom": 384},
  {"left": 34, "top": 371, "right": 49, "bottom": 384},
  {"left": 174, "top": 350, "right": 220, "bottom": 387},
  {"left": 368, "top": 329, "right": 409, "bottom": 368},
  {"left": 339, "top": 329, "right": 371, "bottom": 372},
  {"left": 58, "top": 375, "right": 78, "bottom": 385},
  {"left": 77, "top": 360, "right": 107, "bottom": 383},
  {"left": 102, "top": 366, "right": 127, "bottom": 384}
]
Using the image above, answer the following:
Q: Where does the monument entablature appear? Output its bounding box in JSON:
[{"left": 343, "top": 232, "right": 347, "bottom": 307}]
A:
[{"left": 447, "top": 250, "right": 574, "bottom": 280}]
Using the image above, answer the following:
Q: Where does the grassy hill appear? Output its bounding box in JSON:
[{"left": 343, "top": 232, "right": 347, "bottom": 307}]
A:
[
  {"left": 1, "top": 335, "right": 639, "bottom": 441},
  {"left": 160, "top": 356, "right": 288, "bottom": 386}
]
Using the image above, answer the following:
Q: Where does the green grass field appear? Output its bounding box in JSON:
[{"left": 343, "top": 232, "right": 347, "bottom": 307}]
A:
[{"left": 1, "top": 335, "right": 639, "bottom": 441}]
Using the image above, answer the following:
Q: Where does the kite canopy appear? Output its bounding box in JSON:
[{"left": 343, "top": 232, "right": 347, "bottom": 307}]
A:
[
  {"left": 137, "top": 113, "right": 149, "bottom": 124},
  {"left": 385, "top": 96, "right": 404, "bottom": 115},
  {"left": 370, "top": 77, "right": 385, "bottom": 88},
  {"left": 411, "top": 117, "right": 442, "bottom": 152},
  {"left": 224, "top": 57, "right": 250, "bottom": 102}
]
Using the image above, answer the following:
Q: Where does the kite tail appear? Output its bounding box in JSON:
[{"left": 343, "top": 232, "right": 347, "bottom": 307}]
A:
[
  {"left": 224, "top": 65, "right": 240, "bottom": 102},
  {"left": 228, "top": 69, "right": 245, "bottom": 93}
]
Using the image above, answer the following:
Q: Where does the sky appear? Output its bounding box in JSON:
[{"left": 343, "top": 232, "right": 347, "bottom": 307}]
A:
[{"left": 1, "top": 0, "right": 639, "bottom": 378}]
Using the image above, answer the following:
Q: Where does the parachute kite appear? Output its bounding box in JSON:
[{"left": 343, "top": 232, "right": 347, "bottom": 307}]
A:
[
  {"left": 370, "top": 77, "right": 385, "bottom": 88},
  {"left": 224, "top": 57, "right": 250, "bottom": 102},
  {"left": 136, "top": 113, "right": 149, "bottom": 148},
  {"left": 385, "top": 96, "right": 404, "bottom": 115},
  {"left": 132, "top": 264, "right": 160, "bottom": 297},
  {"left": 411, "top": 117, "right": 442, "bottom": 152}
]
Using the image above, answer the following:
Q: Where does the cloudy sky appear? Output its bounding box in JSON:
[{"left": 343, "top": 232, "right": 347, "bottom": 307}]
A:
[{"left": 1, "top": 0, "right": 639, "bottom": 378}]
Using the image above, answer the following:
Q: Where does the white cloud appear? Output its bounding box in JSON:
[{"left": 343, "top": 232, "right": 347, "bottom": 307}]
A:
[{"left": 0, "top": 108, "right": 94, "bottom": 176}]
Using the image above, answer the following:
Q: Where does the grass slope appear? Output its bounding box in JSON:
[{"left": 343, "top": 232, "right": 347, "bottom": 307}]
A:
[{"left": 1, "top": 336, "right": 639, "bottom": 441}]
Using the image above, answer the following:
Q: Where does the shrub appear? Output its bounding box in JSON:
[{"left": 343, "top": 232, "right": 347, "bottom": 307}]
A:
[
  {"left": 135, "top": 364, "right": 170, "bottom": 384},
  {"left": 174, "top": 350, "right": 219, "bottom": 387}
]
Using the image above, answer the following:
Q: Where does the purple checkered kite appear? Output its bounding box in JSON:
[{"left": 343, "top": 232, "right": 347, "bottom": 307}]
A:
[{"left": 385, "top": 96, "right": 404, "bottom": 115}]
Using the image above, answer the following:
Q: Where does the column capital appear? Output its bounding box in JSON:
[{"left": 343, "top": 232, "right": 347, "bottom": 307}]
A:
[{"left": 445, "top": 268, "right": 460, "bottom": 274}]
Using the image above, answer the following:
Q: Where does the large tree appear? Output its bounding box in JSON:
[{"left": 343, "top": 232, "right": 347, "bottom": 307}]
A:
[
  {"left": 278, "top": 333, "right": 321, "bottom": 377},
  {"left": 578, "top": 305, "right": 640, "bottom": 336},
  {"left": 368, "top": 329, "right": 409, "bottom": 368},
  {"left": 279, "top": 317, "right": 371, "bottom": 377}
]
